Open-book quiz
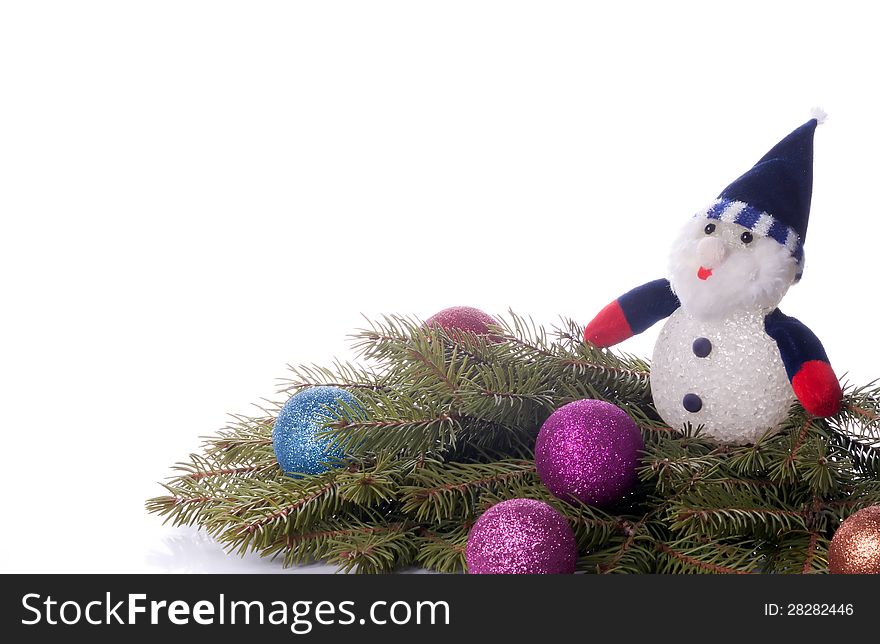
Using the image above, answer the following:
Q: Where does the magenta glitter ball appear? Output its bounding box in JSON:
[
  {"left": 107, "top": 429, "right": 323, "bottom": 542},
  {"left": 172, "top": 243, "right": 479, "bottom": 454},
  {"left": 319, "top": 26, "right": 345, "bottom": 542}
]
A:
[
  {"left": 535, "top": 399, "right": 643, "bottom": 508},
  {"left": 425, "top": 306, "right": 500, "bottom": 336},
  {"left": 466, "top": 498, "right": 577, "bottom": 574}
]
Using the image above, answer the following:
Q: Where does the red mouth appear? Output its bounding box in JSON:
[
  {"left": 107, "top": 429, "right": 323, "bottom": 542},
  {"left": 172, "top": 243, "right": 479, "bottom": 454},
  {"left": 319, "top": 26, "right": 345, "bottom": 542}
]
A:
[{"left": 697, "top": 266, "right": 713, "bottom": 281}]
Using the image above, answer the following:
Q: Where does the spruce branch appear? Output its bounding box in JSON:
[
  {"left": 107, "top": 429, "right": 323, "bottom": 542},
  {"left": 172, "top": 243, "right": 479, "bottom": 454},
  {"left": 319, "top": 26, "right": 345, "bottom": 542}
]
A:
[
  {"left": 325, "top": 524, "right": 420, "bottom": 574},
  {"left": 654, "top": 538, "right": 760, "bottom": 574},
  {"left": 670, "top": 502, "right": 809, "bottom": 536},
  {"left": 400, "top": 459, "right": 536, "bottom": 523},
  {"left": 171, "top": 453, "right": 278, "bottom": 481},
  {"left": 581, "top": 519, "right": 658, "bottom": 574},
  {"left": 262, "top": 520, "right": 418, "bottom": 569},
  {"left": 147, "top": 311, "right": 880, "bottom": 573},
  {"left": 416, "top": 523, "right": 469, "bottom": 573},
  {"left": 279, "top": 360, "right": 393, "bottom": 395},
  {"left": 201, "top": 414, "right": 276, "bottom": 467},
  {"left": 765, "top": 529, "right": 831, "bottom": 574}
]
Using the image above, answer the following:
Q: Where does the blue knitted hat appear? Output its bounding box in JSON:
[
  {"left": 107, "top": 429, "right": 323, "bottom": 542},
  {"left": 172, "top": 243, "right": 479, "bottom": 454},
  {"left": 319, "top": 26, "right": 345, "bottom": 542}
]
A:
[{"left": 699, "top": 111, "right": 825, "bottom": 270}]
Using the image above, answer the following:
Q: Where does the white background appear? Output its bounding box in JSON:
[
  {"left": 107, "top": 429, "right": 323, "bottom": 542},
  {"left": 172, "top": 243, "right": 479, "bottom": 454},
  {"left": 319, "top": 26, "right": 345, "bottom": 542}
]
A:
[{"left": 2, "top": 1, "right": 879, "bottom": 573}]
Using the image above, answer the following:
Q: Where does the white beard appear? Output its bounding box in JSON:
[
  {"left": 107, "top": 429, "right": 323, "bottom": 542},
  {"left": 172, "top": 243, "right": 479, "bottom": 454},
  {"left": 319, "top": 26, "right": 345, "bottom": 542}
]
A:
[{"left": 667, "top": 217, "right": 799, "bottom": 320}]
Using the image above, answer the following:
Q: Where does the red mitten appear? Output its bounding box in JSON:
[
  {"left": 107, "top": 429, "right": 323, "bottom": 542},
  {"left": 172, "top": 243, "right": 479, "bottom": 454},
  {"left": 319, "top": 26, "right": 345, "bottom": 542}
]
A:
[
  {"left": 791, "top": 360, "right": 842, "bottom": 417},
  {"left": 583, "top": 301, "right": 633, "bottom": 348}
]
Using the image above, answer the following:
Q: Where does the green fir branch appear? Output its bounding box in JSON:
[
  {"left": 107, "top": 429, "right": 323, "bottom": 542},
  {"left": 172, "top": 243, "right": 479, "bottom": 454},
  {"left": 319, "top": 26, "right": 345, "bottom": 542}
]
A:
[
  {"left": 146, "top": 310, "right": 880, "bottom": 573},
  {"left": 654, "top": 537, "right": 760, "bottom": 574},
  {"left": 416, "top": 523, "right": 470, "bottom": 573},
  {"left": 400, "top": 459, "right": 536, "bottom": 523}
]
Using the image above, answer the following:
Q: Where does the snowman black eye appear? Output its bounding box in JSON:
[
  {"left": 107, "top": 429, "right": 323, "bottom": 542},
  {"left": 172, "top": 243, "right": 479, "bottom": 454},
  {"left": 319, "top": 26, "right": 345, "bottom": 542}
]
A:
[
  {"left": 740, "top": 231, "right": 754, "bottom": 244},
  {"left": 704, "top": 223, "right": 716, "bottom": 234}
]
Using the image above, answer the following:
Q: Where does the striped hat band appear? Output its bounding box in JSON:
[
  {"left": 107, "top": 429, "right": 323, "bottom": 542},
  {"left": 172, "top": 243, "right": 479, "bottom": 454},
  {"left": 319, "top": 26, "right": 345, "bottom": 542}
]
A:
[{"left": 697, "top": 198, "right": 804, "bottom": 263}]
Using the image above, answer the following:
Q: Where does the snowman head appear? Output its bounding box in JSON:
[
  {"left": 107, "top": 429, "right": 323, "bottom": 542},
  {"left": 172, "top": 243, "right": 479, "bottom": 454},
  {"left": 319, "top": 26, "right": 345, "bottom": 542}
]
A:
[
  {"left": 665, "top": 115, "right": 824, "bottom": 319},
  {"left": 668, "top": 209, "right": 801, "bottom": 319}
]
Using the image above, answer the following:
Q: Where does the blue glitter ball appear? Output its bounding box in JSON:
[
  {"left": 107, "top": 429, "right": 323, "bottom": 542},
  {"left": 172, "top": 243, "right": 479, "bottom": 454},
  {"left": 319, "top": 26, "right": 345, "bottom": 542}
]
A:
[{"left": 272, "top": 386, "right": 358, "bottom": 476}]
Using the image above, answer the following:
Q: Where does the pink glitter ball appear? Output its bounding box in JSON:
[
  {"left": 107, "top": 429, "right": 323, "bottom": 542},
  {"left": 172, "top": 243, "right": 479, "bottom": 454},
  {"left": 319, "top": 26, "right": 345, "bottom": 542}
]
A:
[
  {"left": 535, "top": 399, "right": 643, "bottom": 508},
  {"left": 425, "top": 306, "right": 500, "bottom": 336},
  {"left": 466, "top": 498, "right": 577, "bottom": 574}
]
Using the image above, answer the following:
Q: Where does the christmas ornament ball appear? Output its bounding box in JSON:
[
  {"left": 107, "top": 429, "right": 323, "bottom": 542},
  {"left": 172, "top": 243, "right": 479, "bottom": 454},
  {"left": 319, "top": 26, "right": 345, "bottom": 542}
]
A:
[
  {"left": 272, "top": 386, "right": 357, "bottom": 476},
  {"left": 466, "top": 498, "right": 577, "bottom": 574},
  {"left": 425, "top": 306, "right": 500, "bottom": 336},
  {"left": 828, "top": 505, "right": 880, "bottom": 574},
  {"left": 535, "top": 399, "right": 643, "bottom": 507}
]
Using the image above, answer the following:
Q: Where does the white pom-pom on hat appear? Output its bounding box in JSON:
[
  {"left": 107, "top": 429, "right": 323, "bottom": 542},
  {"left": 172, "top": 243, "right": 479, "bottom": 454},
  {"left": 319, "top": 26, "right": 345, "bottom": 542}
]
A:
[{"left": 811, "top": 107, "right": 828, "bottom": 125}]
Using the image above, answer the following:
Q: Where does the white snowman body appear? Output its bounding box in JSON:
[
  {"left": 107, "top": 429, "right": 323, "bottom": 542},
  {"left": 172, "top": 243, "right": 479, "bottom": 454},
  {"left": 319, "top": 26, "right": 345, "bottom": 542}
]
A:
[{"left": 650, "top": 306, "right": 795, "bottom": 444}]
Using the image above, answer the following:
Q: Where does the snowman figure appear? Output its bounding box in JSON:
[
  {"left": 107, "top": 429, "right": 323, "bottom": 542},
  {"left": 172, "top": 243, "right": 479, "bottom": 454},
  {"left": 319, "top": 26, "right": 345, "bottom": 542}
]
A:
[{"left": 583, "top": 114, "right": 842, "bottom": 444}]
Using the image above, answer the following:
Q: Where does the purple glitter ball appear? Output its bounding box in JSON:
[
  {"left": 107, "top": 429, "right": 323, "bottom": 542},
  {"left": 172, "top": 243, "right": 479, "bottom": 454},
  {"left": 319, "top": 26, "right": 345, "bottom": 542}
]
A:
[
  {"left": 465, "top": 498, "right": 577, "bottom": 574},
  {"left": 425, "top": 306, "right": 500, "bottom": 336},
  {"left": 535, "top": 399, "right": 643, "bottom": 508}
]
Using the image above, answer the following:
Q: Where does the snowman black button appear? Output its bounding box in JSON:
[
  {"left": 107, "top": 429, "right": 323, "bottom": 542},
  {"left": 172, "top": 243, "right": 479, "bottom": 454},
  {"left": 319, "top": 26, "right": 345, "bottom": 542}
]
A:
[
  {"left": 682, "top": 393, "right": 702, "bottom": 413},
  {"left": 692, "top": 337, "right": 712, "bottom": 358}
]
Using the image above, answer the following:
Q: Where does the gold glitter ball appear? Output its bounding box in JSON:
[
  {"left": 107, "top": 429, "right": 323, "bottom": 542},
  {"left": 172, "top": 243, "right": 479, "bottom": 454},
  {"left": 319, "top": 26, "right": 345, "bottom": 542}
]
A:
[{"left": 828, "top": 505, "right": 880, "bottom": 574}]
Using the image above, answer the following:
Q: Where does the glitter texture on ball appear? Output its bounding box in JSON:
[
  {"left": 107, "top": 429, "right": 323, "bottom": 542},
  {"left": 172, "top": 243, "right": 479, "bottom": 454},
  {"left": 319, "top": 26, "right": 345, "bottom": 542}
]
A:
[
  {"left": 535, "top": 399, "right": 643, "bottom": 508},
  {"left": 828, "top": 505, "right": 880, "bottom": 574},
  {"left": 272, "top": 386, "right": 357, "bottom": 476},
  {"left": 651, "top": 308, "right": 795, "bottom": 444},
  {"left": 466, "top": 498, "right": 577, "bottom": 574},
  {"left": 425, "top": 306, "right": 500, "bottom": 336}
]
